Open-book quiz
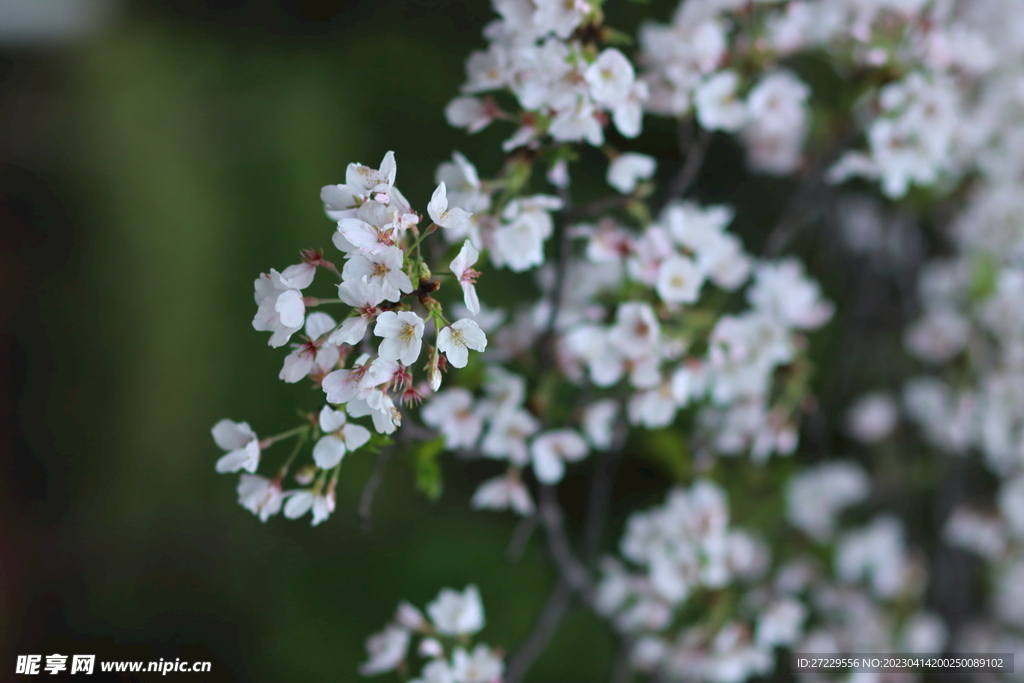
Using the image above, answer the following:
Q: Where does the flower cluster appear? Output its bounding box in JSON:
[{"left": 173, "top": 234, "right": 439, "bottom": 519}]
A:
[
  {"left": 209, "top": 0, "right": 1024, "bottom": 678},
  {"left": 213, "top": 152, "right": 493, "bottom": 526},
  {"left": 447, "top": 0, "right": 647, "bottom": 148},
  {"left": 361, "top": 585, "right": 504, "bottom": 683}
]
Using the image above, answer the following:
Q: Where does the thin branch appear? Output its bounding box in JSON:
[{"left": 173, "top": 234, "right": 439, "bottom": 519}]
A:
[
  {"left": 539, "top": 185, "right": 575, "bottom": 369},
  {"left": 503, "top": 580, "right": 574, "bottom": 683},
  {"left": 539, "top": 484, "right": 593, "bottom": 602},
  {"left": 582, "top": 414, "right": 629, "bottom": 562},
  {"left": 506, "top": 512, "right": 541, "bottom": 563},
  {"left": 566, "top": 193, "right": 634, "bottom": 221},
  {"left": 358, "top": 447, "right": 392, "bottom": 533},
  {"left": 609, "top": 635, "right": 636, "bottom": 683},
  {"left": 656, "top": 124, "right": 713, "bottom": 214}
]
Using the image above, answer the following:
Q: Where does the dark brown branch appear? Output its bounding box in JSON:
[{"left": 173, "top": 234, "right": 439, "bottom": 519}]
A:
[
  {"left": 358, "top": 446, "right": 392, "bottom": 533},
  {"left": 656, "top": 123, "right": 713, "bottom": 214},
  {"left": 538, "top": 484, "right": 593, "bottom": 602},
  {"left": 506, "top": 512, "right": 541, "bottom": 563},
  {"left": 503, "top": 580, "right": 574, "bottom": 683}
]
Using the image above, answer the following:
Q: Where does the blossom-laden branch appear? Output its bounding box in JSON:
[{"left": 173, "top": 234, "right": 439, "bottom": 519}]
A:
[{"left": 210, "top": 0, "right": 1024, "bottom": 679}]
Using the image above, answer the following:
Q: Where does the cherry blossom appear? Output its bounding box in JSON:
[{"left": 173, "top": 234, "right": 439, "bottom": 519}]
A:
[
  {"left": 530, "top": 429, "right": 589, "bottom": 484},
  {"left": 312, "top": 406, "right": 371, "bottom": 469},
  {"left": 437, "top": 319, "right": 487, "bottom": 368},
  {"left": 212, "top": 419, "right": 261, "bottom": 474},
  {"left": 374, "top": 311, "right": 426, "bottom": 366},
  {"left": 428, "top": 182, "right": 473, "bottom": 231},
  {"left": 426, "top": 585, "right": 485, "bottom": 636},
  {"left": 450, "top": 240, "right": 482, "bottom": 315},
  {"left": 342, "top": 245, "right": 413, "bottom": 302}
]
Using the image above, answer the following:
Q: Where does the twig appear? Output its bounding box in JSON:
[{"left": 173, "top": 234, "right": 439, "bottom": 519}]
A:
[
  {"left": 566, "top": 194, "right": 634, "bottom": 221},
  {"left": 656, "top": 124, "right": 713, "bottom": 213},
  {"left": 609, "top": 635, "right": 636, "bottom": 683},
  {"left": 539, "top": 185, "right": 575, "bottom": 369},
  {"left": 539, "top": 485, "right": 593, "bottom": 602},
  {"left": 358, "top": 447, "right": 392, "bottom": 533},
  {"left": 582, "top": 415, "right": 629, "bottom": 562},
  {"left": 506, "top": 512, "right": 541, "bottom": 562},
  {"left": 503, "top": 580, "right": 574, "bottom": 683}
]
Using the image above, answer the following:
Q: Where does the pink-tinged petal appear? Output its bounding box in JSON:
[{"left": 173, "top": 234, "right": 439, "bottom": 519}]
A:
[
  {"left": 322, "top": 369, "right": 357, "bottom": 404},
  {"left": 305, "top": 312, "right": 337, "bottom": 340},
  {"left": 279, "top": 350, "right": 315, "bottom": 383},
  {"left": 328, "top": 317, "right": 368, "bottom": 346},
  {"left": 279, "top": 262, "right": 316, "bottom": 290},
  {"left": 319, "top": 405, "right": 348, "bottom": 432},
  {"left": 283, "top": 490, "right": 314, "bottom": 519},
  {"left": 531, "top": 446, "right": 565, "bottom": 484},
  {"left": 342, "top": 423, "right": 372, "bottom": 451},
  {"left": 275, "top": 290, "right": 305, "bottom": 329},
  {"left": 212, "top": 419, "right": 255, "bottom": 451}
]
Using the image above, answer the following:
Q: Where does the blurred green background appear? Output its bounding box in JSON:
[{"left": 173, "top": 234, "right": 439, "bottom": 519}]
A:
[{"left": 0, "top": 1, "right": 635, "bottom": 680}]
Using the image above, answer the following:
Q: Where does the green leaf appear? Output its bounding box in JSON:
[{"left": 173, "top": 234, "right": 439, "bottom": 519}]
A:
[
  {"left": 411, "top": 437, "right": 446, "bottom": 501},
  {"left": 364, "top": 433, "right": 394, "bottom": 455},
  {"left": 641, "top": 428, "right": 690, "bottom": 481},
  {"left": 970, "top": 251, "right": 998, "bottom": 303}
]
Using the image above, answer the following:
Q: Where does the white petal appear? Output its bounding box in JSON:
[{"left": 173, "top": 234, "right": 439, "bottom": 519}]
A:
[{"left": 313, "top": 435, "right": 346, "bottom": 469}]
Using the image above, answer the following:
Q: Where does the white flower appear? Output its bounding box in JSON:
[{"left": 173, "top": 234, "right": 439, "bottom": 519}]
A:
[
  {"left": 836, "top": 515, "right": 907, "bottom": 598},
  {"left": 451, "top": 645, "right": 504, "bottom": 683},
  {"left": 450, "top": 240, "right": 482, "bottom": 315},
  {"left": 585, "top": 48, "right": 635, "bottom": 107},
  {"left": 533, "top": 0, "right": 590, "bottom": 39},
  {"left": 279, "top": 313, "right": 340, "bottom": 383},
  {"left": 656, "top": 254, "right": 705, "bottom": 303},
  {"left": 359, "top": 624, "right": 410, "bottom": 676},
  {"left": 436, "top": 152, "right": 490, "bottom": 214},
  {"left": 329, "top": 280, "right": 386, "bottom": 346},
  {"left": 471, "top": 472, "right": 535, "bottom": 516},
  {"left": 695, "top": 70, "right": 747, "bottom": 132},
  {"left": 492, "top": 195, "right": 562, "bottom": 272},
  {"left": 411, "top": 659, "right": 455, "bottom": 683},
  {"left": 312, "top": 405, "right": 371, "bottom": 469},
  {"left": 437, "top": 319, "right": 488, "bottom": 368},
  {"left": 212, "top": 419, "right": 261, "bottom": 474},
  {"left": 786, "top": 461, "right": 870, "bottom": 542},
  {"left": 530, "top": 429, "right": 589, "bottom": 484},
  {"left": 428, "top": 182, "right": 473, "bottom": 231},
  {"left": 321, "top": 151, "right": 400, "bottom": 222},
  {"left": 612, "top": 80, "right": 647, "bottom": 138},
  {"left": 342, "top": 245, "right": 413, "bottom": 302},
  {"left": 374, "top": 311, "right": 426, "bottom": 366},
  {"left": 282, "top": 488, "right": 335, "bottom": 526},
  {"left": 236, "top": 474, "right": 283, "bottom": 522},
  {"left": 445, "top": 96, "right": 494, "bottom": 134},
  {"left": 845, "top": 392, "right": 899, "bottom": 444},
  {"left": 582, "top": 399, "right": 619, "bottom": 450},
  {"left": 747, "top": 259, "right": 833, "bottom": 330},
  {"left": 421, "top": 388, "right": 482, "bottom": 450},
  {"left": 395, "top": 601, "right": 429, "bottom": 632},
  {"left": 607, "top": 153, "right": 656, "bottom": 194},
  {"left": 944, "top": 507, "right": 1006, "bottom": 559},
  {"left": 481, "top": 408, "right": 538, "bottom": 466},
  {"left": 904, "top": 309, "right": 970, "bottom": 363},
  {"left": 426, "top": 585, "right": 485, "bottom": 636},
  {"left": 252, "top": 264, "right": 315, "bottom": 347},
  {"left": 348, "top": 150, "right": 398, "bottom": 201},
  {"left": 755, "top": 598, "right": 806, "bottom": 648}
]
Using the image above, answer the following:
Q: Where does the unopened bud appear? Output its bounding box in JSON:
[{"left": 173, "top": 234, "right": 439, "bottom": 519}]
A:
[{"left": 396, "top": 602, "right": 428, "bottom": 631}]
